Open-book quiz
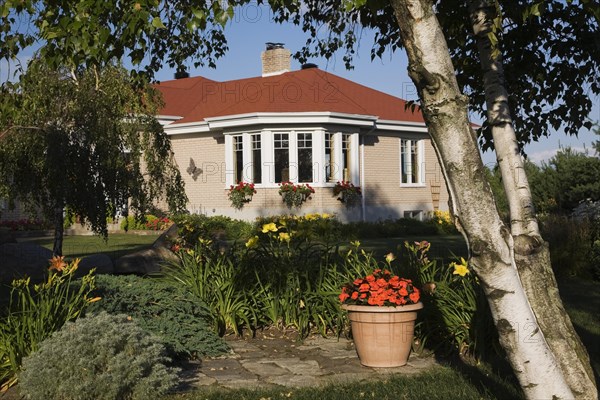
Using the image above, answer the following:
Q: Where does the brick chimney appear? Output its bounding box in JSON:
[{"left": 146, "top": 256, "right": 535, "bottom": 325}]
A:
[{"left": 261, "top": 42, "right": 291, "bottom": 77}]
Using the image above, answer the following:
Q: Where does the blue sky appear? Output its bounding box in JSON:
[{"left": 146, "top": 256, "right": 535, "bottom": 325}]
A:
[
  {"left": 3, "top": 3, "right": 598, "bottom": 166},
  {"left": 152, "top": 3, "right": 599, "bottom": 166}
]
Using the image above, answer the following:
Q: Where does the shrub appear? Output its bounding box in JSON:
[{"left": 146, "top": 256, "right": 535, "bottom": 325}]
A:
[
  {"left": 430, "top": 210, "right": 458, "bottom": 234},
  {"left": 88, "top": 274, "right": 228, "bottom": 359},
  {"left": 120, "top": 214, "right": 172, "bottom": 231},
  {"left": 19, "top": 312, "right": 179, "bottom": 400},
  {"left": 341, "top": 218, "right": 439, "bottom": 239},
  {"left": 0, "top": 218, "right": 50, "bottom": 231},
  {"left": 540, "top": 214, "right": 597, "bottom": 279},
  {"left": 172, "top": 214, "right": 253, "bottom": 246},
  {"left": 0, "top": 258, "right": 96, "bottom": 390}
]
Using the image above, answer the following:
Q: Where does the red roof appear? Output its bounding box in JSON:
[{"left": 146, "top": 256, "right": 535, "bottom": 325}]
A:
[{"left": 155, "top": 68, "right": 424, "bottom": 125}]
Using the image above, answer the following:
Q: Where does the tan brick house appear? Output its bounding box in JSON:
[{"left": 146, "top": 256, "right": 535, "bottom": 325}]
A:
[{"left": 155, "top": 44, "right": 449, "bottom": 222}]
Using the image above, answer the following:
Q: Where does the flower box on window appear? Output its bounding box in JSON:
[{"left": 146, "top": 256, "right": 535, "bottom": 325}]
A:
[
  {"left": 228, "top": 182, "right": 256, "bottom": 209},
  {"left": 278, "top": 182, "right": 315, "bottom": 208},
  {"left": 333, "top": 181, "right": 361, "bottom": 207}
]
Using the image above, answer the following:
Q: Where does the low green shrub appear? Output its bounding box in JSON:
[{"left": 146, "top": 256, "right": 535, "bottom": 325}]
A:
[
  {"left": 430, "top": 210, "right": 458, "bottom": 235},
  {"left": 120, "top": 214, "right": 172, "bottom": 231},
  {"left": 172, "top": 214, "right": 253, "bottom": 246},
  {"left": 19, "top": 312, "right": 179, "bottom": 400},
  {"left": 0, "top": 258, "right": 96, "bottom": 390},
  {"left": 341, "top": 218, "right": 439, "bottom": 239},
  {"left": 89, "top": 274, "right": 228, "bottom": 359}
]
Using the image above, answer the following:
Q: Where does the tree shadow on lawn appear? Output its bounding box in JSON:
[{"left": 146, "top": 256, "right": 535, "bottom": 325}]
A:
[
  {"left": 437, "top": 353, "right": 525, "bottom": 399},
  {"left": 559, "top": 278, "right": 600, "bottom": 388}
]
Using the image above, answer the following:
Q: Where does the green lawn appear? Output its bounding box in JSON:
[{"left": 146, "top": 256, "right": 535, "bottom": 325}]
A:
[
  {"left": 17, "top": 233, "right": 158, "bottom": 261},
  {"left": 559, "top": 278, "right": 600, "bottom": 388}
]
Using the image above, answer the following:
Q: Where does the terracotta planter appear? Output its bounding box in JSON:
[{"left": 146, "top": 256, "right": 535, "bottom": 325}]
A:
[{"left": 342, "top": 302, "right": 423, "bottom": 367}]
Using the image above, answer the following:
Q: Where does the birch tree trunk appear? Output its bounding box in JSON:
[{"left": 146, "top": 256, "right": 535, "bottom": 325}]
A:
[
  {"left": 468, "top": 2, "right": 596, "bottom": 398},
  {"left": 389, "top": 0, "right": 577, "bottom": 398}
]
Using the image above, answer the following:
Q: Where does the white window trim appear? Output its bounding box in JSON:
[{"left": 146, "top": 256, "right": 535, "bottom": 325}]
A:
[
  {"left": 399, "top": 138, "right": 426, "bottom": 187},
  {"left": 224, "top": 128, "right": 360, "bottom": 189}
]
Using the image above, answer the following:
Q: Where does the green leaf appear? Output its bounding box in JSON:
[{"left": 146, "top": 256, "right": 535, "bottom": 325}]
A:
[
  {"left": 151, "top": 16, "right": 165, "bottom": 29},
  {"left": 191, "top": 7, "right": 205, "bottom": 20}
]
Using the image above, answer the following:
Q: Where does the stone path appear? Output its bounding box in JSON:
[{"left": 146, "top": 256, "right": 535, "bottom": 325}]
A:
[{"left": 176, "top": 335, "right": 437, "bottom": 392}]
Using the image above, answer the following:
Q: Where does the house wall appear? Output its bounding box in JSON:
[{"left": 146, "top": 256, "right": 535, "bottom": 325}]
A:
[
  {"left": 361, "top": 134, "right": 449, "bottom": 221},
  {"left": 0, "top": 200, "right": 44, "bottom": 222},
  {"left": 170, "top": 129, "right": 449, "bottom": 222}
]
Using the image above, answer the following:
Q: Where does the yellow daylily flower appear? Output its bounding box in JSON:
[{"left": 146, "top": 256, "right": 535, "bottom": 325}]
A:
[
  {"left": 261, "top": 222, "right": 278, "bottom": 233},
  {"left": 245, "top": 235, "right": 259, "bottom": 248},
  {"left": 279, "top": 232, "right": 291, "bottom": 242},
  {"left": 452, "top": 257, "right": 469, "bottom": 277},
  {"left": 385, "top": 252, "right": 396, "bottom": 263}
]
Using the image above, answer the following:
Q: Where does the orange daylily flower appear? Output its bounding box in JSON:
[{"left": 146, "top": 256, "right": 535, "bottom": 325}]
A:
[{"left": 48, "top": 255, "right": 67, "bottom": 272}]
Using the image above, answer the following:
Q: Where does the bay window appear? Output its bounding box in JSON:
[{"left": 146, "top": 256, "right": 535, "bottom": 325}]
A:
[{"left": 225, "top": 130, "right": 358, "bottom": 187}]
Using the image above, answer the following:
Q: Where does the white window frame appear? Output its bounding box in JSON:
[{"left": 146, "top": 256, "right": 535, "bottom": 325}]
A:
[
  {"left": 224, "top": 129, "right": 359, "bottom": 188},
  {"left": 399, "top": 138, "right": 425, "bottom": 187},
  {"left": 319, "top": 131, "right": 359, "bottom": 186}
]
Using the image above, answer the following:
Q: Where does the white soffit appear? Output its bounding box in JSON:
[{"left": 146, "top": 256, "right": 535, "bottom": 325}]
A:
[{"left": 162, "top": 112, "right": 429, "bottom": 135}]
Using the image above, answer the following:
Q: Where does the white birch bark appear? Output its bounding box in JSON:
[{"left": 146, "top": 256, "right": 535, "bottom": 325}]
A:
[
  {"left": 469, "top": 2, "right": 597, "bottom": 398},
  {"left": 389, "top": 0, "right": 575, "bottom": 398}
]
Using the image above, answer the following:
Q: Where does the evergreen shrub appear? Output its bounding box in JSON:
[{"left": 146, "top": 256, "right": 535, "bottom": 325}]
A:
[
  {"left": 19, "top": 312, "right": 179, "bottom": 400},
  {"left": 89, "top": 275, "right": 228, "bottom": 359}
]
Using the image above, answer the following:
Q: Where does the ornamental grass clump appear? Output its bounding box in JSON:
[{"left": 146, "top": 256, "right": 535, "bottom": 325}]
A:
[
  {"left": 18, "top": 312, "right": 179, "bottom": 400},
  {"left": 227, "top": 181, "right": 256, "bottom": 209}
]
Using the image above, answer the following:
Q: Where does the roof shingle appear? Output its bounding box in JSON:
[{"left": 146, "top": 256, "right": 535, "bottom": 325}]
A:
[{"left": 155, "top": 68, "right": 424, "bottom": 125}]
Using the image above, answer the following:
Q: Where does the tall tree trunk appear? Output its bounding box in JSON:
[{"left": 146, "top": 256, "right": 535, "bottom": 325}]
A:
[
  {"left": 469, "top": 2, "right": 596, "bottom": 398},
  {"left": 389, "top": 0, "right": 574, "bottom": 398},
  {"left": 52, "top": 201, "right": 64, "bottom": 257}
]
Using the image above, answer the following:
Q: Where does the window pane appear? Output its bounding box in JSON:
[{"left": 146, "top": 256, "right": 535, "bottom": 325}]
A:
[
  {"left": 342, "top": 134, "right": 351, "bottom": 181},
  {"left": 252, "top": 134, "right": 262, "bottom": 184},
  {"left": 325, "top": 132, "right": 335, "bottom": 182},
  {"left": 401, "top": 139, "right": 421, "bottom": 184},
  {"left": 274, "top": 133, "right": 289, "bottom": 183},
  {"left": 298, "top": 133, "right": 313, "bottom": 183},
  {"left": 401, "top": 139, "right": 409, "bottom": 184},
  {"left": 411, "top": 141, "right": 419, "bottom": 184},
  {"left": 233, "top": 135, "right": 243, "bottom": 183}
]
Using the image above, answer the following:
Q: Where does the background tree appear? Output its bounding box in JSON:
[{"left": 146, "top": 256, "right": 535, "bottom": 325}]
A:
[
  {"left": 0, "top": 61, "right": 187, "bottom": 255},
  {"left": 543, "top": 148, "right": 600, "bottom": 213}
]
